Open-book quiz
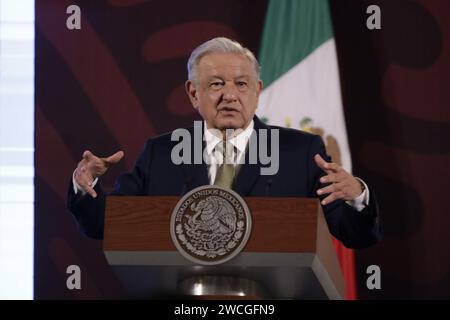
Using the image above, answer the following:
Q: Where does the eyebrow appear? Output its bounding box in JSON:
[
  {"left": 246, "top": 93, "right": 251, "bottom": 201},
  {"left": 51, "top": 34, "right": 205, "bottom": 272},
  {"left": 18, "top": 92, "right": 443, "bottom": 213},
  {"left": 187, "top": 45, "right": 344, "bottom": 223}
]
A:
[
  {"left": 208, "top": 76, "right": 224, "bottom": 81},
  {"left": 207, "top": 75, "right": 251, "bottom": 81}
]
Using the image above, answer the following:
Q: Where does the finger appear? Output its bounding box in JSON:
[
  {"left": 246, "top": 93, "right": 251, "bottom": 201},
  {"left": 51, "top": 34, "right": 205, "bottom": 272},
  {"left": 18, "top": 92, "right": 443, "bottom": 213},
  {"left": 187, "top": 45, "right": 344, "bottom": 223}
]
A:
[
  {"left": 82, "top": 184, "right": 97, "bottom": 198},
  {"left": 317, "top": 182, "right": 345, "bottom": 196},
  {"left": 321, "top": 191, "right": 344, "bottom": 206},
  {"left": 103, "top": 150, "right": 124, "bottom": 166},
  {"left": 75, "top": 168, "right": 97, "bottom": 197},
  {"left": 75, "top": 167, "right": 93, "bottom": 186},
  {"left": 319, "top": 173, "right": 339, "bottom": 184},
  {"left": 320, "top": 170, "right": 348, "bottom": 184},
  {"left": 82, "top": 183, "right": 97, "bottom": 198},
  {"left": 75, "top": 166, "right": 94, "bottom": 187},
  {"left": 80, "top": 161, "right": 100, "bottom": 178},
  {"left": 314, "top": 154, "right": 330, "bottom": 172},
  {"left": 314, "top": 154, "right": 340, "bottom": 173},
  {"left": 82, "top": 150, "right": 96, "bottom": 162},
  {"left": 323, "top": 161, "right": 340, "bottom": 172}
]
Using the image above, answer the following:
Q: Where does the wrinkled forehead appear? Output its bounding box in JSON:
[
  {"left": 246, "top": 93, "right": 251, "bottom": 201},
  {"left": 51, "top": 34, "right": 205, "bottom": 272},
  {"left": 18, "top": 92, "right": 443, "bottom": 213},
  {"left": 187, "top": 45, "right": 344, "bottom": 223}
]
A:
[{"left": 197, "top": 53, "right": 257, "bottom": 79}]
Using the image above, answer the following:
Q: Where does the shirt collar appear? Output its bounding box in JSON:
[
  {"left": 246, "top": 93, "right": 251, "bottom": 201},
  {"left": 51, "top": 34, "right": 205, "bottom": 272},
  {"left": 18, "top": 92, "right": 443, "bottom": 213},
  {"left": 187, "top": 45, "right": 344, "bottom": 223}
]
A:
[{"left": 204, "top": 120, "right": 254, "bottom": 156}]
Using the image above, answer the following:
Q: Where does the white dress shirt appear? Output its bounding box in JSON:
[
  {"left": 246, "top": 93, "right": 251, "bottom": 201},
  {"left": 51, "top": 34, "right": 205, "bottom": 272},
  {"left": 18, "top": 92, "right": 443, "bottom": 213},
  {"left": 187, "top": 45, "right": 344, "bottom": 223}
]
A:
[{"left": 203, "top": 120, "right": 255, "bottom": 184}]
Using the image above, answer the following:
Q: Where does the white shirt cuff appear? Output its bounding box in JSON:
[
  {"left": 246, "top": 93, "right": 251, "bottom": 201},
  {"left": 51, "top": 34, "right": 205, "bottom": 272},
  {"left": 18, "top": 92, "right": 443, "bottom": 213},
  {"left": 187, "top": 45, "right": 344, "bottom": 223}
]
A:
[
  {"left": 345, "top": 178, "right": 370, "bottom": 212},
  {"left": 72, "top": 169, "right": 98, "bottom": 196}
]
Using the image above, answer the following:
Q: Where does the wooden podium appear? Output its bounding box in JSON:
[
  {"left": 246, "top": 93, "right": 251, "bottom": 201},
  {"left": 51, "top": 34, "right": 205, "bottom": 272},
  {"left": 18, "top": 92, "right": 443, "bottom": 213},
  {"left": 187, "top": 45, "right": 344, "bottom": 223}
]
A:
[{"left": 103, "top": 196, "right": 345, "bottom": 299}]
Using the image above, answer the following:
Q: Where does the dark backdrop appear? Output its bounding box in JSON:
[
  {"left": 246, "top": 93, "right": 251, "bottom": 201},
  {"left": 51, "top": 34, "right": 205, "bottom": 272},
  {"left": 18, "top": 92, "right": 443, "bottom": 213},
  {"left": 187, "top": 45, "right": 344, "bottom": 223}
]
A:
[{"left": 35, "top": 0, "right": 450, "bottom": 299}]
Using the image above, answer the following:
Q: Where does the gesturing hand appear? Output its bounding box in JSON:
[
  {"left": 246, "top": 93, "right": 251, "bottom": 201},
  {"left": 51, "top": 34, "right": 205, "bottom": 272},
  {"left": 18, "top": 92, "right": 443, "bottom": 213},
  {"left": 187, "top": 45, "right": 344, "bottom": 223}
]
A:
[
  {"left": 314, "top": 154, "right": 363, "bottom": 205},
  {"left": 74, "top": 150, "right": 124, "bottom": 198}
]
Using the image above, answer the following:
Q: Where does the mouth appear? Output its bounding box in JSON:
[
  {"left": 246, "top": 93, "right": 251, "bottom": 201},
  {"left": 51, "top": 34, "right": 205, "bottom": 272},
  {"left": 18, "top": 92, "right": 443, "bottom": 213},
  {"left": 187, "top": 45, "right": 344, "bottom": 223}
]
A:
[{"left": 218, "top": 106, "right": 239, "bottom": 113}]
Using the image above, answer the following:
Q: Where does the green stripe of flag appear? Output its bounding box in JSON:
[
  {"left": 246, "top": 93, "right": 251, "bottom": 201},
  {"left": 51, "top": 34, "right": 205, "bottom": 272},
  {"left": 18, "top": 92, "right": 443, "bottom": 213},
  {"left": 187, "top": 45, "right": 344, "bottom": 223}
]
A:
[{"left": 258, "top": 0, "right": 334, "bottom": 87}]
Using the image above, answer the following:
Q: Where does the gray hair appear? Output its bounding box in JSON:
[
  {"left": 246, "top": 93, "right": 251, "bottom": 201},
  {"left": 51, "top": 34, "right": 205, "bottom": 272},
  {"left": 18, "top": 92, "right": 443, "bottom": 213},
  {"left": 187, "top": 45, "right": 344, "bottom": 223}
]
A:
[{"left": 187, "top": 37, "right": 261, "bottom": 82}]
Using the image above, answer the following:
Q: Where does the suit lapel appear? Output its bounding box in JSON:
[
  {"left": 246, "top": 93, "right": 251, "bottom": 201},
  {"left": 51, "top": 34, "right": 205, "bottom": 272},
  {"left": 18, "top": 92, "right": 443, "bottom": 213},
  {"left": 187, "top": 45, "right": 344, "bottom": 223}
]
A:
[
  {"left": 181, "top": 124, "right": 209, "bottom": 192},
  {"left": 183, "top": 162, "right": 209, "bottom": 190},
  {"left": 233, "top": 116, "right": 269, "bottom": 196},
  {"left": 233, "top": 160, "right": 262, "bottom": 196}
]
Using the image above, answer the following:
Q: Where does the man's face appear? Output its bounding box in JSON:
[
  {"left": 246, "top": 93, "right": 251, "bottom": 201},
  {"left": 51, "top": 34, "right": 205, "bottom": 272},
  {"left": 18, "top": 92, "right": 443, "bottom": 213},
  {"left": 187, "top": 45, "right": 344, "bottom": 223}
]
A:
[{"left": 186, "top": 53, "right": 263, "bottom": 132}]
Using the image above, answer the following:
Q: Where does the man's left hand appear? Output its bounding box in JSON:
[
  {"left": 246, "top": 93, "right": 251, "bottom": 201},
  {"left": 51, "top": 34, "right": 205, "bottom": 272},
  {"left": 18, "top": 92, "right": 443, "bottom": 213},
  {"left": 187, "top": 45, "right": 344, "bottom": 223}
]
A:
[{"left": 314, "top": 154, "right": 363, "bottom": 205}]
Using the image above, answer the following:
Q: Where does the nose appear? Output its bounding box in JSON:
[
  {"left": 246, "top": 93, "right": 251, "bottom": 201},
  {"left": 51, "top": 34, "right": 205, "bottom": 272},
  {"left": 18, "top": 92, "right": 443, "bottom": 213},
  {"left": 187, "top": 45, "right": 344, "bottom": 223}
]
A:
[{"left": 222, "top": 82, "right": 238, "bottom": 102}]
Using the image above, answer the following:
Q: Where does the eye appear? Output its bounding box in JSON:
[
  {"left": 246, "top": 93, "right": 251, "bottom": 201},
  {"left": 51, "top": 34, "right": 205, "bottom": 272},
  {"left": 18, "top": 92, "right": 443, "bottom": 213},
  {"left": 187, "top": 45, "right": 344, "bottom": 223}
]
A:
[
  {"left": 209, "top": 81, "right": 224, "bottom": 89},
  {"left": 237, "top": 81, "right": 248, "bottom": 88}
]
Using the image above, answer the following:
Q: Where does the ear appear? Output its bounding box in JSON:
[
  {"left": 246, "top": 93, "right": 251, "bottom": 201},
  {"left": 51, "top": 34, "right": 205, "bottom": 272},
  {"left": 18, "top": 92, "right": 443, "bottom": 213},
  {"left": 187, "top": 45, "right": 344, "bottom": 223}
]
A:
[
  {"left": 185, "top": 80, "right": 199, "bottom": 110},
  {"left": 256, "top": 79, "right": 263, "bottom": 95},
  {"left": 254, "top": 79, "right": 263, "bottom": 109}
]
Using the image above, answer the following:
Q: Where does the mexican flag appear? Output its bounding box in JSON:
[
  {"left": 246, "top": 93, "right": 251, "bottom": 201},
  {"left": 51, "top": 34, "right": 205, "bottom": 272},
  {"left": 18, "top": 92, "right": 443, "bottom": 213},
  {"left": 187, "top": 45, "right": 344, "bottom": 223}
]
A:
[{"left": 257, "top": 0, "right": 357, "bottom": 299}]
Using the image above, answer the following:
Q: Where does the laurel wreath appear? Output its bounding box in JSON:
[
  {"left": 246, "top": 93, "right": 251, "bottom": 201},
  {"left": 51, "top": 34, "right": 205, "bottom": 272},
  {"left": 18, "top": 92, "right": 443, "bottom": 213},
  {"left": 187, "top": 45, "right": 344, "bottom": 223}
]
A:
[{"left": 175, "top": 220, "right": 245, "bottom": 259}]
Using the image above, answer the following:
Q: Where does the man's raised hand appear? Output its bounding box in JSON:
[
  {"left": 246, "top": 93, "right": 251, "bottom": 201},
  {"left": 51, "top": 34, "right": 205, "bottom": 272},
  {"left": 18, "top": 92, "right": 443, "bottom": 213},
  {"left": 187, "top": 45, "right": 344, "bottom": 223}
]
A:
[
  {"left": 314, "top": 154, "right": 362, "bottom": 205},
  {"left": 74, "top": 150, "right": 124, "bottom": 198}
]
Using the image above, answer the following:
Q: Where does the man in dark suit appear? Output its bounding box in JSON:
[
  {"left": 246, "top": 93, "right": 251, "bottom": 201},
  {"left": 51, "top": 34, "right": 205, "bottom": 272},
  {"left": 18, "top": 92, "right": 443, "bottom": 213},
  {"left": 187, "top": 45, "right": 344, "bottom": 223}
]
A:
[{"left": 68, "top": 37, "right": 381, "bottom": 249}]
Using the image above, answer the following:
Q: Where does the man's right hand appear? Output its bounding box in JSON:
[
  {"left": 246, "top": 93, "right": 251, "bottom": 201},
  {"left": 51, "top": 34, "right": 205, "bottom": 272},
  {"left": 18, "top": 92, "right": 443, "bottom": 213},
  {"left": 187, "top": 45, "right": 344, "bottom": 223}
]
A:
[{"left": 74, "top": 150, "right": 124, "bottom": 198}]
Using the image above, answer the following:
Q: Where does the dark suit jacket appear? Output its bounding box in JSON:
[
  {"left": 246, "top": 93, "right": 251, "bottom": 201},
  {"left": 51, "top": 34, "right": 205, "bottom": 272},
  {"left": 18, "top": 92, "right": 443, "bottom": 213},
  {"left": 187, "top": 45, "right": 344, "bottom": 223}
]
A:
[{"left": 67, "top": 117, "right": 381, "bottom": 248}]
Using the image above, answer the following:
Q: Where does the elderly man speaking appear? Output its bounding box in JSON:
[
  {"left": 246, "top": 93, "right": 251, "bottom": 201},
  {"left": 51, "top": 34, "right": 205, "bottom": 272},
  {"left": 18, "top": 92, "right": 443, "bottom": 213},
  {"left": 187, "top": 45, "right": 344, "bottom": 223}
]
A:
[{"left": 68, "top": 37, "right": 381, "bottom": 249}]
